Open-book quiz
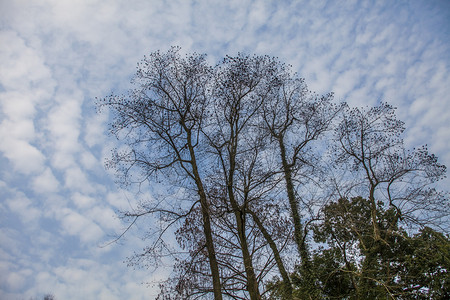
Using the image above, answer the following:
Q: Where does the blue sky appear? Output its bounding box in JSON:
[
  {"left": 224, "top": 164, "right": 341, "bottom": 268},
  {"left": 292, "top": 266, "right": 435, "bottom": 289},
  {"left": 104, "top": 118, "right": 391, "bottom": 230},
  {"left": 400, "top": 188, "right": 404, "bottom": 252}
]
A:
[{"left": 1, "top": 0, "right": 449, "bottom": 299}]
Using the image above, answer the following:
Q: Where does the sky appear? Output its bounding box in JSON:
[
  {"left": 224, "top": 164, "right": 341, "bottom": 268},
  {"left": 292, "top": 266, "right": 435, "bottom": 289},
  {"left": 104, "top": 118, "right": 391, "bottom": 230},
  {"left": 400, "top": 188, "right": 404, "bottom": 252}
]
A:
[{"left": 0, "top": 0, "right": 449, "bottom": 299}]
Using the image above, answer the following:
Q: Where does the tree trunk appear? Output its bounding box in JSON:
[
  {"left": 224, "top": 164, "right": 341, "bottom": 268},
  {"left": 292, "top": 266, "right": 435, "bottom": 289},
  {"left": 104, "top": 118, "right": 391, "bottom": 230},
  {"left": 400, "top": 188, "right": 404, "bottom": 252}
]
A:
[
  {"left": 188, "top": 134, "right": 223, "bottom": 300},
  {"left": 226, "top": 134, "right": 261, "bottom": 300},
  {"left": 227, "top": 184, "right": 262, "bottom": 300},
  {"left": 369, "top": 186, "right": 381, "bottom": 241},
  {"left": 249, "top": 209, "right": 293, "bottom": 298},
  {"left": 198, "top": 185, "right": 223, "bottom": 300},
  {"left": 278, "top": 138, "right": 316, "bottom": 297}
]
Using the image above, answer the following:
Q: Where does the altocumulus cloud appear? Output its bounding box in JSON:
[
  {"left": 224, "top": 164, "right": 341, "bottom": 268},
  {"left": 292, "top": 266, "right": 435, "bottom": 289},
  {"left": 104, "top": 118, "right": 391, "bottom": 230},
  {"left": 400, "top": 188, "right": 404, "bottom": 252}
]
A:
[{"left": 1, "top": 0, "right": 449, "bottom": 299}]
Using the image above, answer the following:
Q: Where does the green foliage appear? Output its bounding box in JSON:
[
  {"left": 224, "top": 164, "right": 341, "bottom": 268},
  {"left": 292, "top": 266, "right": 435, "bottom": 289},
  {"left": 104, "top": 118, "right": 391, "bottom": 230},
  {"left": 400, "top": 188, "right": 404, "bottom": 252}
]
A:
[
  {"left": 268, "top": 197, "right": 449, "bottom": 299},
  {"left": 398, "top": 227, "right": 450, "bottom": 299},
  {"left": 310, "top": 246, "right": 356, "bottom": 299}
]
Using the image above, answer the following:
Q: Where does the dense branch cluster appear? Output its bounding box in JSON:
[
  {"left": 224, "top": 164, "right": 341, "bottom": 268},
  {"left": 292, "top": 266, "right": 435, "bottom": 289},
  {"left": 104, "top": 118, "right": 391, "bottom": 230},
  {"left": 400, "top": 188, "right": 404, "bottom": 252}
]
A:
[{"left": 97, "top": 48, "right": 449, "bottom": 299}]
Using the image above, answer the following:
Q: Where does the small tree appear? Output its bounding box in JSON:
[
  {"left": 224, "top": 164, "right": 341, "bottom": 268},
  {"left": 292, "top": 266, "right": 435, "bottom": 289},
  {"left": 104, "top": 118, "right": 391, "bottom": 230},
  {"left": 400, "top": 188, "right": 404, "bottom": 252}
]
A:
[{"left": 311, "top": 196, "right": 450, "bottom": 299}]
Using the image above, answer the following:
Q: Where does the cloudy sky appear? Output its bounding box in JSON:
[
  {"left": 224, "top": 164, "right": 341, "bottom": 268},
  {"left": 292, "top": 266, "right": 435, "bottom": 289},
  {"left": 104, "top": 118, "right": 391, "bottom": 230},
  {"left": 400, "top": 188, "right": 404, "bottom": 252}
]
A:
[{"left": 1, "top": 0, "right": 449, "bottom": 299}]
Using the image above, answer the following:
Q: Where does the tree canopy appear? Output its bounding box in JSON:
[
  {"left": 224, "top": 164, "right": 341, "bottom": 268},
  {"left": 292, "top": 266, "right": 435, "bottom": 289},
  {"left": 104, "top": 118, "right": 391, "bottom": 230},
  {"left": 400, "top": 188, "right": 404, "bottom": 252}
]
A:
[{"left": 97, "top": 48, "right": 449, "bottom": 299}]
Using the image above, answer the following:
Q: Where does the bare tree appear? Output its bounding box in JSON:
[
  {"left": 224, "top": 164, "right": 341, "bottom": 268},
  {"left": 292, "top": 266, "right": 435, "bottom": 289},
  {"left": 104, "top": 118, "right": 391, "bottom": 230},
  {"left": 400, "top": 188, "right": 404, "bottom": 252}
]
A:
[
  {"left": 98, "top": 50, "right": 294, "bottom": 299},
  {"left": 155, "top": 54, "right": 300, "bottom": 299},
  {"left": 97, "top": 47, "right": 223, "bottom": 299},
  {"left": 334, "top": 103, "right": 448, "bottom": 237},
  {"left": 203, "top": 54, "right": 283, "bottom": 300}
]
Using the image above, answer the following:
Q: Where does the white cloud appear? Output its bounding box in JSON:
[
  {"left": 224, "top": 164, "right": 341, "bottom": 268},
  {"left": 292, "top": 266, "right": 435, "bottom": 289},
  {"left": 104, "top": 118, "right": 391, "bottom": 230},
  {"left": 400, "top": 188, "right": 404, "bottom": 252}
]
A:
[
  {"left": 248, "top": 1, "right": 270, "bottom": 30},
  {"left": 1, "top": 0, "right": 450, "bottom": 299},
  {"left": 72, "top": 192, "right": 96, "bottom": 209},
  {"left": 0, "top": 229, "right": 23, "bottom": 260},
  {"left": 83, "top": 112, "right": 109, "bottom": 149},
  {"left": 31, "top": 257, "right": 155, "bottom": 300},
  {"left": 86, "top": 205, "right": 120, "bottom": 232},
  {"left": 31, "top": 167, "right": 59, "bottom": 194},
  {"left": 63, "top": 166, "right": 96, "bottom": 194},
  {"left": 80, "top": 151, "right": 100, "bottom": 172},
  {"left": 59, "top": 208, "right": 103, "bottom": 243},
  {"left": 6, "top": 193, "right": 41, "bottom": 224},
  {"left": 3, "top": 271, "right": 26, "bottom": 292},
  {"left": 106, "top": 189, "right": 134, "bottom": 211},
  {"left": 333, "top": 69, "right": 363, "bottom": 100},
  {"left": 0, "top": 136, "right": 46, "bottom": 175},
  {"left": 0, "top": 30, "right": 55, "bottom": 176},
  {"left": 1, "top": 91, "right": 37, "bottom": 122},
  {"left": 46, "top": 97, "right": 82, "bottom": 166},
  {"left": 0, "top": 30, "right": 54, "bottom": 92}
]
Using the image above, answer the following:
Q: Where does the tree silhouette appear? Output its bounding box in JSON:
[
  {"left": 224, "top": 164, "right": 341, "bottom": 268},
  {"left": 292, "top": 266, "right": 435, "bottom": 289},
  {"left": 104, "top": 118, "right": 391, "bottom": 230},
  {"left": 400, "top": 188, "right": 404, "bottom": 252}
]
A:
[{"left": 98, "top": 49, "right": 449, "bottom": 299}]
